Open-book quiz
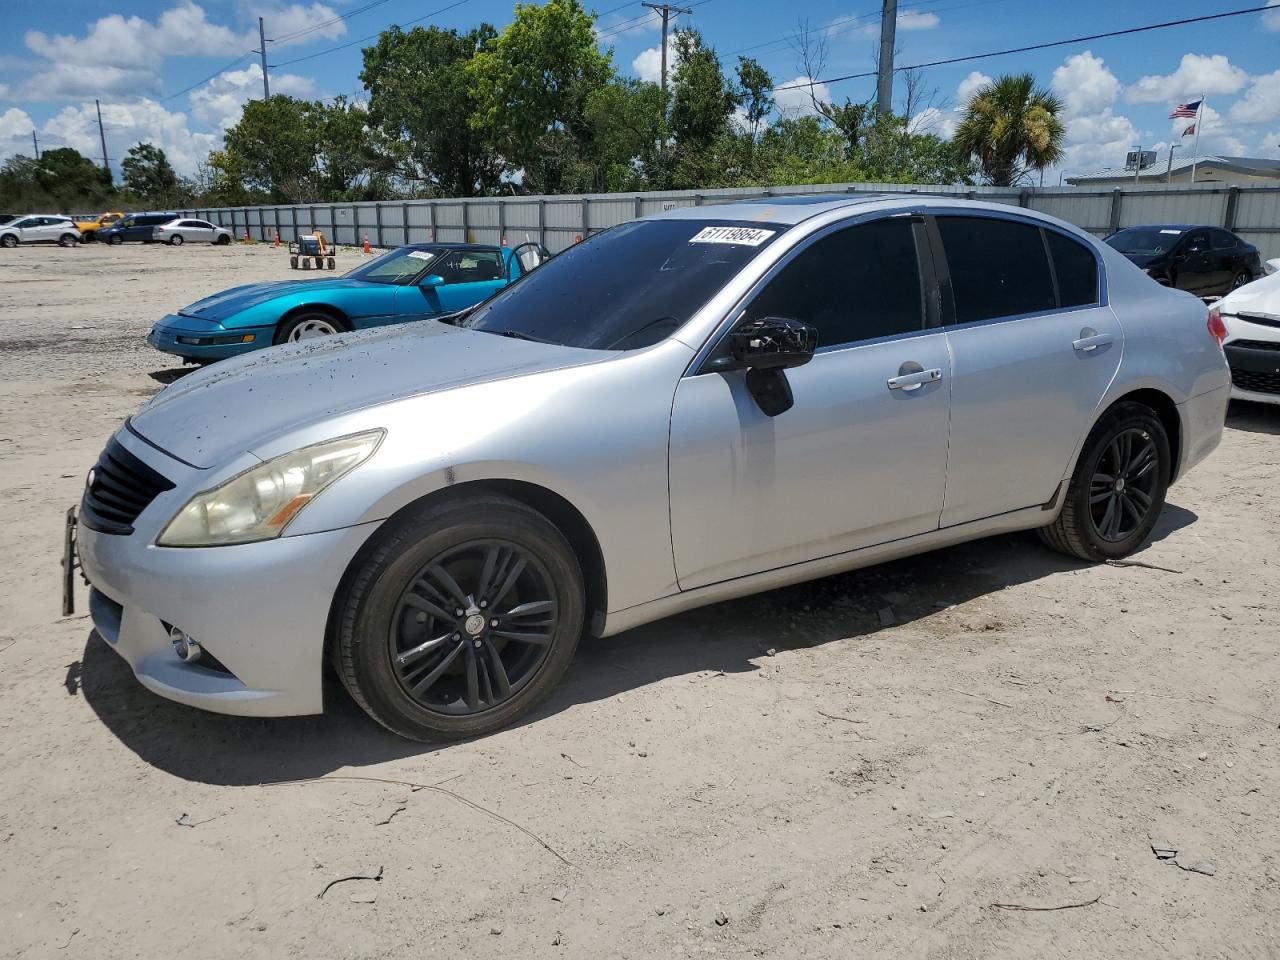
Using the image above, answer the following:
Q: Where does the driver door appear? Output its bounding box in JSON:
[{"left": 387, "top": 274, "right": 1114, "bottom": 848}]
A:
[
  {"left": 1175, "top": 230, "right": 1215, "bottom": 294},
  {"left": 667, "top": 216, "right": 952, "bottom": 590},
  {"left": 419, "top": 248, "right": 508, "bottom": 315}
]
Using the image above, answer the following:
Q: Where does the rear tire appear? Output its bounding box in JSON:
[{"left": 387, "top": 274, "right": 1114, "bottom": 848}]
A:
[
  {"left": 169, "top": 234, "right": 184, "bottom": 246},
  {"left": 1039, "top": 401, "right": 1170, "bottom": 562},
  {"left": 108, "top": 235, "right": 123, "bottom": 246},
  {"left": 334, "top": 496, "right": 585, "bottom": 741},
  {"left": 59, "top": 233, "right": 79, "bottom": 247},
  {"left": 1230, "top": 271, "right": 1250, "bottom": 290}
]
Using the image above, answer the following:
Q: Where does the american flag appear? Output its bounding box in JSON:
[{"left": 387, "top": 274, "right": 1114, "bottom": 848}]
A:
[{"left": 1170, "top": 99, "right": 1202, "bottom": 119}]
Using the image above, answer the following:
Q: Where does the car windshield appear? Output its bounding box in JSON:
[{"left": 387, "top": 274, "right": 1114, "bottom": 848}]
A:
[
  {"left": 344, "top": 246, "right": 442, "bottom": 284},
  {"left": 1105, "top": 228, "right": 1183, "bottom": 256},
  {"left": 459, "top": 219, "right": 784, "bottom": 350}
]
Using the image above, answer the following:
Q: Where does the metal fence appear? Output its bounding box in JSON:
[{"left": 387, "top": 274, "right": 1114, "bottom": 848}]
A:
[{"left": 179, "top": 179, "right": 1280, "bottom": 259}]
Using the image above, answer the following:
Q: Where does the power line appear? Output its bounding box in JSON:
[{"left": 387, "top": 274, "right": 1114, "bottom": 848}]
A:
[
  {"left": 271, "top": 0, "right": 474, "bottom": 68},
  {"left": 771, "top": 4, "right": 1278, "bottom": 93},
  {"left": 596, "top": 0, "right": 710, "bottom": 41},
  {"left": 271, "top": 0, "right": 397, "bottom": 44},
  {"left": 159, "top": 51, "right": 255, "bottom": 102}
]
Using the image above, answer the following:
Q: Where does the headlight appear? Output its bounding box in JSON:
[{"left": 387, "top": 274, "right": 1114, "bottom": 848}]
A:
[{"left": 158, "top": 430, "right": 384, "bottom": 547}]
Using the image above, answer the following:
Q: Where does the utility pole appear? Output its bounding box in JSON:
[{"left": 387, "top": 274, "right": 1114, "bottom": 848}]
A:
[
  {"left": 1132, "top": 144, "right": 1143, "bottom": 185},
  {"left": 876, "top": 0, "right": 898, "bottom": 116},
  {"left": 31, "top": 130, "right": 40, "bottom": 160},
  {"left": 641, "top": 2, "right": 692, "bottom": 93},
  {"left": 257, "top": 17, "right": 271, "bottom": 99},
  {"left": 1166, "top": 143, "right": 1179, "bottom": 183},
  {"left": 95, "top": 99, "right": 109, "bottom": 173}
]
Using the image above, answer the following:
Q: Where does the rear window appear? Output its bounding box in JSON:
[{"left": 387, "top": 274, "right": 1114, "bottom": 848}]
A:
[
  {"left": 1045, "top": 230, "right": 1099, "bottom": 308},
  {"left": 938, "top": 216, "right": 1056, "bottom": 324}
]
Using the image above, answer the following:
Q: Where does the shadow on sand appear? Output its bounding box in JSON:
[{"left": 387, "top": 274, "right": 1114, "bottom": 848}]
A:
[{"left": 78, "top": 504, "right": 1198, "bottom": 786}]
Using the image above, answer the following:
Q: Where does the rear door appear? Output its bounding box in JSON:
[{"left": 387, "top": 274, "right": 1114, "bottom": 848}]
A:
[
  {"left": 181, "top": 220, "right": 215, "bottom": 242},
  {"left": 933, "top": 215, "right": 1120, "bottom": 527},
  {"left": 668, "top": 215, "right": 953, "bottom": 588}
]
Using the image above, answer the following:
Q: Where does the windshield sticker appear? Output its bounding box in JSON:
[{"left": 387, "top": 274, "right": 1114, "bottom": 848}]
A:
[
  {"left": 406, "top": 250, "right": 435, "bottom": 260},
  {"left": 1159, "top": 229, "right": 1183, "bottom": 235},
  {"left": 689, "top": 226, "right": 776, "bottom": 247}
]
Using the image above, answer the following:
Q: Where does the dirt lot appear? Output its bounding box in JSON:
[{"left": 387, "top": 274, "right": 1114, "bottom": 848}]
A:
[{"left": 1, "top": 242, "right": 1278, "bottom": 959}]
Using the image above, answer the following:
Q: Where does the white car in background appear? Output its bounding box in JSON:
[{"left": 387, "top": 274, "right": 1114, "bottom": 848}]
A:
[
  {"left": 0, "top": 214, "right": 81, "bottom": 248},
  {"left": 1218, "top": 270, "right": 1280, "bottom": 405},
  {"left": 151, "top": 217, "right": 233, "bottom": 246}
]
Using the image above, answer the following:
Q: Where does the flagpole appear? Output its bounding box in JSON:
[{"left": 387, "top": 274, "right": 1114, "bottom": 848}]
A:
[{"left": 1191, "top": 95, "right": 1204, "bottom": 184}]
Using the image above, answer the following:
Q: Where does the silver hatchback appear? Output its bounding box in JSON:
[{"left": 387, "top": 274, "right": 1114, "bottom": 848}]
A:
[{"left": 74, "top": 196, "right": 1231, "bottom": 740}]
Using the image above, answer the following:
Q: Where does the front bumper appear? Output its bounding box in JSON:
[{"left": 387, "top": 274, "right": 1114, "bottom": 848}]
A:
[
  {"left": 76, "top": 430, "right": 381, "bottom": 717},
  {"left": 148, "top": 313, "right": 273, "bottom": 361},
  {"left": 1224, "top": 340, "right": 1280, "bottom": 404}
]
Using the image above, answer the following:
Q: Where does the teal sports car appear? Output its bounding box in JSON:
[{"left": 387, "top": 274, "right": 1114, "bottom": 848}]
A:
[{"left": 147, "top": 241, "right": 549, "bottom": 363}]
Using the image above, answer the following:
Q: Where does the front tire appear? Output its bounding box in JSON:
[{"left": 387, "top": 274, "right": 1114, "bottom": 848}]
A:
[
  {"left": 0, "top": 234, "right": 16, "bottom": 248},
  {"left": 1039, "top": 401, "right": 1170, "bottom": 561},
  {"left": 274, "top": 311, "right": 347, "bottom": 343},
  {"left": 215, "top": 234, "right": 231, "bottom": 246},
  {"left": 334, "top": 496, "right": 586, "bottom": 741}
]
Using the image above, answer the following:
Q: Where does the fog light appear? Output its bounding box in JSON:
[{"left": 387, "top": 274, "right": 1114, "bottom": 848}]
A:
[{"left": 169, "top": 625, "right": 202, "bottom": 663}]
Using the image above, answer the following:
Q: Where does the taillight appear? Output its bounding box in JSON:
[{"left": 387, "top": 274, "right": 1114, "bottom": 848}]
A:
[
  {"left": 155, "top": 227, "right": 165, "bottom": 233},
  {"left": 1207, "top": 307, "right": 1227, "bottom": 348}
]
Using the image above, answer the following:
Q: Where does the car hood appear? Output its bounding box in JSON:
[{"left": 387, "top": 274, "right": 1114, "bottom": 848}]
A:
[
  {"left": 130, "top": 321, "right": 603, "bottom": 468},
  {"left": 1219, "top": 270, "right": 1280, "bottom": 321},
  {"left": 181, "top": 278, "right": 374, "bottom": 322}
]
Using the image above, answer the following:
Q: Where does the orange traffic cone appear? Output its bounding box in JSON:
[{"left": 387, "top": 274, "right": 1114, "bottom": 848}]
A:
[
  {"left": 242, "top": 230, "right": 250, "bottom": 244},
  {"left": 574, "top": 234, "right": 582, "bottom": 244},
  {"left": 362, "top": 233, "right": 371, "bottom": 254},
  {"left": 273, "top": 230, "right": 281, "bottom": 247}
]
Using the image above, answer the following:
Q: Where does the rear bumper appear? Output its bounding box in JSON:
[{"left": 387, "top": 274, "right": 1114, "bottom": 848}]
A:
[
  {"left": 1177, "top": 383, "right": 1231, "bottom": 478},
  {"left": 147, "top": 313, "right": 273, "bottom": 360}
]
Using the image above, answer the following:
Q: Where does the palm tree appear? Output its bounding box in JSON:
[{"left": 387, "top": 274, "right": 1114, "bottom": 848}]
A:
[{"left": 953, "top": 74, "right": 1065, "bottom": 186}]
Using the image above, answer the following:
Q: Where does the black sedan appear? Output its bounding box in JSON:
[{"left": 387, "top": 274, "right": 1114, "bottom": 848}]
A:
[{"left": 1104, "top": 224, "right": 1262, "bottom": 297}]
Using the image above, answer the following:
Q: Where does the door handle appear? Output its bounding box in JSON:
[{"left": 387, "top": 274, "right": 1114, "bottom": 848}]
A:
[
  {"left": 887, "top": 367, "right": 943, "bottom": 391},
  {"left": 1072, "top": 330, "right": 1113, "bottom": 352}
]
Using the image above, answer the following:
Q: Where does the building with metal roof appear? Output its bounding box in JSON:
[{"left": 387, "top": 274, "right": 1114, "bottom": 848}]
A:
[{"left": 1065, "top": 156, "right": 1280, "bottom": 187}]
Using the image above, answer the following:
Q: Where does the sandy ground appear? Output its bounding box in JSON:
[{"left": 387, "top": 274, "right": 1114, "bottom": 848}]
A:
[{"left": 1, "top": 242, "right": 1278, "bottom": 960}]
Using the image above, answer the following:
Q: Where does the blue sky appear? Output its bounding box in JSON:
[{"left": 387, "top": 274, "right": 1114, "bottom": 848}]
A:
[{"left": 1, "top": 0, "right": 1278, "bottom": 184}]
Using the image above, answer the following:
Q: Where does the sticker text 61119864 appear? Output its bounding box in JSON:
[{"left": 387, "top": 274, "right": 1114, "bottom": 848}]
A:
[{"left": 689, "top": 226, "right": 776, "bottom": 247}]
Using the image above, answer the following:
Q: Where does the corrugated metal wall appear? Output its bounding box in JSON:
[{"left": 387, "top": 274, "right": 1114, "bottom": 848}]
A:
[{"left": 181, "top": 181, "right": 1280, "bottom": 258}]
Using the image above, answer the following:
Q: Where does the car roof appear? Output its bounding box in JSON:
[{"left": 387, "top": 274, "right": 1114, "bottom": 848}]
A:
[
  {"left": 650, "top": 193, "right": 895, "bottom": 225},
  {"left": 1114, "top": 224, "right": 1219, "bottom": 231},
  {"left": 403, "top": 242, "right": 505, "bottom": 251}
]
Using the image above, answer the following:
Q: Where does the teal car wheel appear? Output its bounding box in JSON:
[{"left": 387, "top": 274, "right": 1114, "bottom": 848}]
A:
[{"left": 275, "top": 311, "right": 348, "bottom": 344}]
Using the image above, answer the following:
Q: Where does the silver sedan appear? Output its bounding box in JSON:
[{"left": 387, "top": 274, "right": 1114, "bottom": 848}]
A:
[
  {"left": 73, "top": 196, "right": 1230, "bottom": 740},
  {"left": 152, "top": 217, "right": 233, "bottom": 246}
]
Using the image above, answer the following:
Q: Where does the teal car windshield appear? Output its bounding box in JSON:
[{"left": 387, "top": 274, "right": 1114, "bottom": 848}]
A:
[{"left": 344, "top": 247, "right": 442, "bottom": 284}]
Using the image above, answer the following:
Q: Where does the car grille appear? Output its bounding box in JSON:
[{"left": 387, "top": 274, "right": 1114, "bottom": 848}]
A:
[
  {"left": 80, "top": 437, "right": 175, "bottom": 535},
  {"left": 1230, "top": 368, "right": 1280, "bottom": 396}
]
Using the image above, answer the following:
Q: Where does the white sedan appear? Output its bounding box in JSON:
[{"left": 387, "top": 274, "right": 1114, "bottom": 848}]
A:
[
  {"left": 151, "top": 217, "right": 233, "bottom": 246},
  {"left": 1218, "top": 270, "right": 1280, "bottom": 404}
]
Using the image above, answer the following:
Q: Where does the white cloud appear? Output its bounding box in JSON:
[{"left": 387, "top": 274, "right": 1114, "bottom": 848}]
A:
[
  {"left": 1265, "top": 0, "right": 1280, "bottom": 31},
  {"left": 20, "top": 2, "right": 342, "bottom": 101},
  {"left": 254, "top": 3, "right": 348, "bottom": 46},
  {"left": 0, "top": 107, "right": 36, "bottom": 153},
  {"left": 632, "top": 37, "right": 677, "bottom": 85},
  {"left": 41, "top": 99, "right": 218, "bottom": 175},
  {"left": 190, "top": 63, "right": 316, "bottom": 132},
  {"left": 774, "top": 76, "right": 832, "bottom": 117},
  {"left": 955, "top": 70, "right": 992, "bottom": 105},
  {"left": 1051, "top": 52, "right": 1139, "bottom": 174},
  {"left": 896, "top": 9, "right": 939, "bottom": 30},
  {"left": 907, "top": 106, "right": 946, "bottom": 136},
  {"left": 1228, "top": 69, "right": 1280, "bottom": 125},
  {"left": 1127, "top": 53, "right": 1248, "bottom": 103},
  {"left": 597, "top": 10, "right": 661, "bottom": 42}
]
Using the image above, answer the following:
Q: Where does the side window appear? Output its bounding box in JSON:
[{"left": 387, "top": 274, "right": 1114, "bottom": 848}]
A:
[
  {"left": 937, "top": 216, "right": 1056, "bottom": 324},
  {"left": 741, "top": 218, "right": 924, "bottom": 349},
  {"left": 435, "top": 249, "right": 504, "bottom": 284},
  {"left": 1210, "top": 229, "right": 1237, "bottom": 250},
  {"left": 1045, "top": 231, "right": 1099, "bottom": 308},
  {"left": 1183, "top": 231, "right": 1209, "bottom": 252}
]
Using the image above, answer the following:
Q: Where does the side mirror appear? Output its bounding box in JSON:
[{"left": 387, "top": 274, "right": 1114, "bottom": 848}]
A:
[
  {"left": 730, "top": 317, "right": 818, "bottom": 370},
  {"left": 419, "top": 274, "right": 445, "bottom": 288},
  {"left": 729, "top": 318, "right": 818, "bottom": 417}
]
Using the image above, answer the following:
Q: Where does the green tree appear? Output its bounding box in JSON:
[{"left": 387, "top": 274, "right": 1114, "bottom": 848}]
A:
[
  {"left": 0, "top": 149, "right": 115, "bottom": 211},
  {"left": 121, "top": 142, "right": 181, "bottom": 206},
  {"left": 736, "top": 56, "right": 773, "bottom": 140},
  {"left": 466, "top": 0, "right": 612, "bottom": 193},
  {"left": 310, "top": 96, "right": 385, "bottom": 199},
  {"left": 221, "top": 95, "right": 320, "bottom": 202},
  {"left": 361, "top": 24, "right": 502, "bottom": 197},
  {"left": 582, "top": 78, "right": 668, "bottom": 191},
  {"left": 667, "top": 29, "right": 742, "bottom": 189},
  {"left": 953, "top": 74, "right": 1064, "bottom": 186}
]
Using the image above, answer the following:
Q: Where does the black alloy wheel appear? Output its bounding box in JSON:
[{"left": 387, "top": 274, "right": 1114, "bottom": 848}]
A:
[
  {"left": 1230, "top": 271, "right": 1250, "bottom": 290},
  {"left": 388, "top": 540, "right": 558, "bottom": 715},
  {"left": 1088, "top": 427, "right": 1160, "bottom": 542}
]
